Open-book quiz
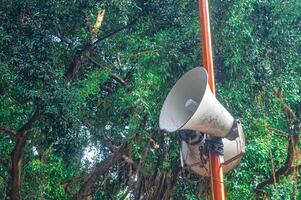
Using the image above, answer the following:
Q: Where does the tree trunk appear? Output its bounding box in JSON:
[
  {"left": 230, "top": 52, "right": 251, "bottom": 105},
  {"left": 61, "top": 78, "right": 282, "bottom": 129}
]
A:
[
  {"left": 10, "top": 136, "right": 27, "bottom": 200},
  {"left": 75, "top": 144, "right": 129, "bottom": 200},
  {"left": 8, "top": 109, "right": 42, "bottom": 200}
]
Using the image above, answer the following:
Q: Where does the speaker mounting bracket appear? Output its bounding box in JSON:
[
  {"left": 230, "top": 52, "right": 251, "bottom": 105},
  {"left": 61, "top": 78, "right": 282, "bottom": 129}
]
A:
[
  {"left": 225, "top": 119, "right": 243, "bottom": 140},
  {"left": 205, "top": 137, "right": 224, "bottom": 156}
]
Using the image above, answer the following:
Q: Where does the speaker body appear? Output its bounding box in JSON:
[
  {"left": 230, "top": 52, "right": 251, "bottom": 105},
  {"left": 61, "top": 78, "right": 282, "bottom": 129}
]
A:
[
  {"left": 159, "top": 67, "right": 234, "bottom": 138},
  {"left": 181, "top": 131, "right": 245, "bottom": 176}
]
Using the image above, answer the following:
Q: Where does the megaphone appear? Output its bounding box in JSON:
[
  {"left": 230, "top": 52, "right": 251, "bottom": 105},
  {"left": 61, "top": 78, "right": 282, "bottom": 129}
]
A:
[
  {"left": 160, "top": 67, "right": 245, "bottom": 175},
  {"left": 180, "top": 130, "right": 245, "bottom": 176},
  {"left": 159, "top": 67, "right": 236, "bottom": 139}
]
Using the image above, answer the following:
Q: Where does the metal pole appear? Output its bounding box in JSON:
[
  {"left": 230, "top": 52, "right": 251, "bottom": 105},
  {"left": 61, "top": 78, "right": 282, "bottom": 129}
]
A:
[{"left": 198, "top": 0, "right": 225, "bottom": 199}]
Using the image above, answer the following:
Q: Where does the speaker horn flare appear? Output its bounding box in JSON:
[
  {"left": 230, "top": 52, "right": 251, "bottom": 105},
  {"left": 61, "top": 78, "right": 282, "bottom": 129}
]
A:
[{"left": 159, "top": 67, "right": 234, "bottom": 138}]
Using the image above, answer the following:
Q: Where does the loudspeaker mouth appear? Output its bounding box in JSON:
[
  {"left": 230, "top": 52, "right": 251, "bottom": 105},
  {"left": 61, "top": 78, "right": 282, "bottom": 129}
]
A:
[{"left": 159, "top": 67, "right": 235, "bottom": 138}]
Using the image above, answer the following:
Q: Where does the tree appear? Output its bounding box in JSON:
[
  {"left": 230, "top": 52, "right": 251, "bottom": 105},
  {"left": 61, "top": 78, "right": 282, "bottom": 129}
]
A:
[{"left": 0, "top": 0, "right": 300, "bottom": 199}]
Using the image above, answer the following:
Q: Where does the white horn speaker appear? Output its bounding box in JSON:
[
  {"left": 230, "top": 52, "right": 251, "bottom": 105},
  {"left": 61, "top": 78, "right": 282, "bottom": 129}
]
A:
[{"left": 159, "top": 67, "right": 234, "bottom": 138}]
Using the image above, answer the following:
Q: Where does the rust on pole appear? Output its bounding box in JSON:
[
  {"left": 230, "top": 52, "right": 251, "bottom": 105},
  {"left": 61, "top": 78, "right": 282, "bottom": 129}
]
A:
[{"left": 198, "top": 0, "right": 225, "bottom": 199}]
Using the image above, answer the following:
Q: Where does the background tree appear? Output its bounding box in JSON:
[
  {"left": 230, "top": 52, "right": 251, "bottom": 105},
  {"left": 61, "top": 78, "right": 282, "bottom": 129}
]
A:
[{"left": 0, "top": 0, "right": 300, "bottom": 199}]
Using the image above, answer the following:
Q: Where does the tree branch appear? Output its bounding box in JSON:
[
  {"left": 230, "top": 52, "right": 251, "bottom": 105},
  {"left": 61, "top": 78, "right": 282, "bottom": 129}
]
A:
[
  {"left": 75, "top": 144, "right": 129, "bottom": 200},
  {"left": 54, "top": 26, "right": 73, "bottom": 45},
  {"left": 256, "top": 163, "right": 301, "bottom": 191},
  {"left": 17, "top": 109, "right": 43, "bottom": 135},
  {"left": 0, "top": 127, "right": 16, "bottom": 137},
  {"left": 134, "top": 139, "right": 151, "bottom": 200},
  {"left": 91, "top": 9, "right": 105, "bottom": 41},
  {"left": 66, "top": 12, "right": 142, "bottom": 81},
  {"left": 87, "top": 55, "right": 128, "bottom": 87},
  {"left": 66, "top": 14, "right": 141, "bottom": 81},
  {"left": 92, "top": 14, "right": 142, "bottom": 47},
  {"left": 0, "top": 157, "right": 10, "bottom": 170},
  {"left": 111, "top": 74, "right": 127, "bottom": 86},
  {"left": 256, "top": 104, "right": 301, "bottom": 192}
]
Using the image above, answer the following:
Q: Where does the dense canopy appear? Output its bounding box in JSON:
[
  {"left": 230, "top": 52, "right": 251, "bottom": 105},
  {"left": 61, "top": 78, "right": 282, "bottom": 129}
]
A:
[{"left": 0, "top": 0, "right": 300, "bottom": 199}]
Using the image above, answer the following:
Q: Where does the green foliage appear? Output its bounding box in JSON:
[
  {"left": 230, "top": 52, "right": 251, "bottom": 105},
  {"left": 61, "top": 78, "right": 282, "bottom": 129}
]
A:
[
  {"left": 0, "top": 0, "right": 300, "bottom": 199},
  {"left": 23, "top": 147, "right": 75, "bottom": 199}
]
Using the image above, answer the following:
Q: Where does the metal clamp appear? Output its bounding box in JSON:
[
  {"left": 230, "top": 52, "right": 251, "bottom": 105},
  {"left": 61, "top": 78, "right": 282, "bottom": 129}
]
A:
[
  {"left": 225, "top": 119, "right": 242, "bottom": 140},
  {"left": 205, "top": 137, "right": 224, "bottom": 156}
]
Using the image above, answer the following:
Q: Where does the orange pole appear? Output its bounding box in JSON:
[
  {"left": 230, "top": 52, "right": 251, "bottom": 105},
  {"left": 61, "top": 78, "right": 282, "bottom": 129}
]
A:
[
  {"left": 198, "top": 0, "right": 215, "bottom": 95},
  {"left": 198, "top": 0, "right": 225, "bottom": 200}
]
